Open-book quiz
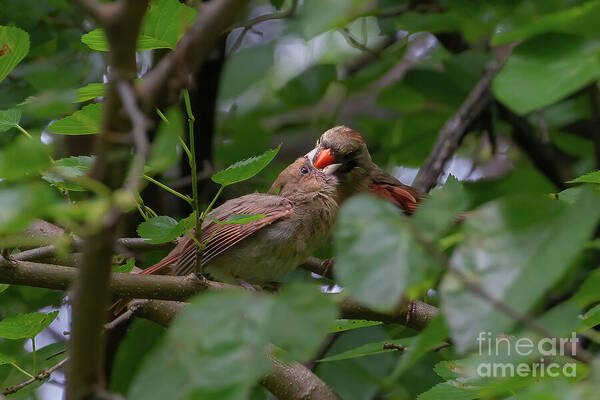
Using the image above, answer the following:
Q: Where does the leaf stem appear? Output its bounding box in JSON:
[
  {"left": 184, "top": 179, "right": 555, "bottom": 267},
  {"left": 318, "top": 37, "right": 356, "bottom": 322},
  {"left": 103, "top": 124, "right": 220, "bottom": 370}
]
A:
[
  {"left": 201, "top": 185, "right": 224, "bottom": 222},
  {"left": 143, "top": 174, "right": 193, "bottom": 204},
  {"left": 15, "top": 124, "right": 32, "bottom": 139},
  {"left": 10, "top": 363, "right": 34, "bottom": 379}
]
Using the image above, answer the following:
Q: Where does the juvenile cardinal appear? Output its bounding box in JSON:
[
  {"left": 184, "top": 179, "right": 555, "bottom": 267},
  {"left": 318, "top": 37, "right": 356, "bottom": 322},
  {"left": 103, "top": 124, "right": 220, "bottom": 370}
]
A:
[
  {"left": 137, "top": 156, "right": 340, "bottom": 285},
  {"left": 307, "top": 126, "right": 425, "bottom": 214}
]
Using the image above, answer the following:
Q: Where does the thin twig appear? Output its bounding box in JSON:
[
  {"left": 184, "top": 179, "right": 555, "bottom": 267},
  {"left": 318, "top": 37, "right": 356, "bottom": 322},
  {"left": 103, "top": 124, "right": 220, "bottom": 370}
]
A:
[
  {"left": 224, "top": 0, "right": 298, "bottom": 33},
  {"left": 2, "top": 358, "right": 68, "bottom": 396}
]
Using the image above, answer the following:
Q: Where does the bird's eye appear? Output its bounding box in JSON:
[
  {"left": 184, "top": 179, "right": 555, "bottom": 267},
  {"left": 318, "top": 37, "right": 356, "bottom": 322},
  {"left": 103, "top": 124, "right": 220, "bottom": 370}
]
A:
[{"left": 300, "top": 166, "right": 309, "bottom": 175}]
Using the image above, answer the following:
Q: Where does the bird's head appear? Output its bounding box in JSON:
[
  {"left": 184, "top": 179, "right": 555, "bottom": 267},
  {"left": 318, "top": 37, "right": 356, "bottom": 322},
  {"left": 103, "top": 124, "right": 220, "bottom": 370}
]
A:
[
  {"left": 268, "top": 156, "right": 339, "bottom": 200},
  {"left": 307, "top": 125, "right": 372, "bottom": 175}
]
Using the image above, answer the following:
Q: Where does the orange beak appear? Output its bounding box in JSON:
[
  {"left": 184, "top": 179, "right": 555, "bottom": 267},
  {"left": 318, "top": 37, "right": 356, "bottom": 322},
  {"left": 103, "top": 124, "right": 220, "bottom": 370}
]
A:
[{"left": 314, "top": 148, "right": 335, "bottom": 169}]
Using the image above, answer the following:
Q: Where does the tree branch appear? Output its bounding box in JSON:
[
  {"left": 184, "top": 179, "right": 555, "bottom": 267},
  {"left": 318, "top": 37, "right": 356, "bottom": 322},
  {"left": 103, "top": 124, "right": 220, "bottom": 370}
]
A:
[
  {"left": 413, "top": 44, "right": 514, "bottom": 193},
  {"left": 2, "top": 358, "right": 68, "bottom": 396},
  {"left": 67, "top": 1, "right": 150, "bottom": 399}
]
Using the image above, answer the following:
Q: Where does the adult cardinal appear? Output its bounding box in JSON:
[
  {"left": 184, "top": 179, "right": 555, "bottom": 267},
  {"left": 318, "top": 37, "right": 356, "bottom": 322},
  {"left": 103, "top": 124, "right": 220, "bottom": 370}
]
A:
[
  {"left": 307, "top": 125, "right": 425, "bottom": 214},
  {"left": 137, "top": 156, "right": 340, "bottom": 285}
]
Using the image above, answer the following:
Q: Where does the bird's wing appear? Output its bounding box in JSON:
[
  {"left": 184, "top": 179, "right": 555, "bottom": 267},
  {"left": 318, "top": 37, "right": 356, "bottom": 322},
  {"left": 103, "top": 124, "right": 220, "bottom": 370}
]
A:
[
  {"left": 369, "top": 183, "right": 421, "bottom": 214},
  {"left": 174, "top": 194, "right": 293, "bottom": 275}
]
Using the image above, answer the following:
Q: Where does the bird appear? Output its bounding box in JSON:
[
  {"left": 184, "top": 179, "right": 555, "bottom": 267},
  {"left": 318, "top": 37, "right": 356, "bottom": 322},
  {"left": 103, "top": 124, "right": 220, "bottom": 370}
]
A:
[
  {"left": 136, "top": 156, "right": 341, "bottom": 286},
  {"left": 306, "top": 125, "right": 426, "bottom": 214}
]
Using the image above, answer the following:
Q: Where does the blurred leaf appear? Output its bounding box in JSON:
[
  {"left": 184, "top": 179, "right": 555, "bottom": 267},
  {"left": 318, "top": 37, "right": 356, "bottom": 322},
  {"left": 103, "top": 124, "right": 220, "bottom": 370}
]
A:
[
  {"left": 334, "top": 195, "right": 438, "bottom": 312},
  {"left": 0, "top": 108, "right": 21, "bottom": 132},
  {"left": 41, "top": 155, "right": 94, "bottom": 191},
  {"left": 137, "top": 216, "right": 184, "bottom": 244},
  {"left": 270, "top": 0, "right": 284, "bottom": 10},
  {"left": 572, "top": 268, "right": 600, "bottom": 307},
  {"left": 492, "top": 1, "right": 600, "bottom": 45},
  {"left": 390, "top": 11, "right": 461, "bottom": 34},
  {"left": 130, "top": 284, "right": 335, "bottom": 399},
  {"left": 0, "top": 311, "right": 57, "bottom": 339},
  {"left": 0, "top": 284, "right": 8, "bottom": 293},
  {"left": 0, "top": 182, "right": 59, "bottom": 233},
  {"left": 146, "top": 106, "right": 183, "bottom": 174},
  {"left": 0, "top": 135, "right": 52, "bottom": 182},
  {"left": 568, "top": 170, "right": 600, "bottom": 184},
  {"left": 417, "top": 381, "right": 479, "bottom": 400},
  {"left": 577, "top": 303, "right": 600, "bottom": 332},
  {"left": 19, "top": 89, "right": 76, "bottom": 118},
  {"left": 493, "top": 33, "right": 600, "bottom": 115},
  {"left": 413, "top": 175, "right": 469, "bottom": 242},
  {"left": 441, "top": 189, "right": 600, "bottom": 352},
  {"left": 266, "top": 283, "right": 337, "bottom": 361},
  {"left": 277, "top": 64, "right": 337, "bottom": 106},
  {"left": 291, "top": 0, "right": 370, "bottom": 39},
  {"left": 0, "top": 352, "right": 16, "bottom": 365},
  {"left": 390, "top": 316, "right": 448, "bottom": 377},
  {"left": 48, "top": 103, "right": 102, "bottom": 135},
  {"left": 219, "top": 44, "right": 274, "bottom": 99},
  {"left": 327, "top": 319, "right": 382, "bottom": 333},
  {"left": 76, "top": 82, "right": 104, "bottom": 102},
  {"left": 377, "top": 84, "right": 427, "bottom": 112},
  {"left": 214, "top": 214, "right": 266, "bottom": 225},
  {"left": 0, "top": 26, "right": 30, "bottom": 84},
  {"left": 433, "top": 360, "right": 467, "bottom": 381},
  {"left": 211, "top": 145, "right": 280, "bottom": 186},
  {"left": 81, "top": 0, "right": 197, "bottom": 51},
  {"left": 110, "top": 318, "right": 165, "bottom": 395},
  {"left": 319, "top": 337, "right": 416, "bottom": 362}
]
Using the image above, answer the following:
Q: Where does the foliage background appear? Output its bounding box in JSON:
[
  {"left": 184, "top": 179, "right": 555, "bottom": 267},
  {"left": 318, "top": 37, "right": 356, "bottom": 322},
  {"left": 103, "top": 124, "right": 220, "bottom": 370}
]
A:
[{"left": 2, "top": 0, "right": 600, "bottom": 399}]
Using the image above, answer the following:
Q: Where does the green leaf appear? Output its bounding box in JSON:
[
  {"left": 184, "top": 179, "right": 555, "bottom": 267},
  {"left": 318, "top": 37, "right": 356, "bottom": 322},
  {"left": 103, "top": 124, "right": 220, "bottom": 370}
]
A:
[
  {"left": 441, "top": 188, "right": 600, "bottom": 352},
  {"left": 413, "top": 175, "right": 470, "bottom": 242},
  {"left": 41, "top": 156, "right": 94, "bottom": 191},
  {"left": 493, "top": 33, "right": 600, "bottom": 115},
  {"left": 0, "top": 284, "right": 8, "bottom": 293},
  {"left": 81, "top": 0, "right": 197, "bottom": 51},
  {"left": 377, "top": 84, "right": 428, "bottom": 112},
  {"left": 76, "top": 83, "right": 105, "bottom": 103},
  {"left": 130, "top": 284, "right": 335, "bottom": 398},
  {"left": 110, "top": 319, "right": 165, "bottom": 395},
  {"left": 0, "top": 26, "right": 30, "bottom": 84},
  {"left": 0, "top": 135, "right": 52, "bottom": 182},
  {"left": 572, "top": 268, "right": 600, "bottom": 307},
  {"left": 492, "top": 1, "right": 600, "bottom": 46},
  {"left": 291, "top": 0, "right": 370, "bottom": 39},
  {"left": 219, "top": 44, "right": 274, "bottom": 99},
  {"left": 389, "top": 316, "right": 449, "bottom": 377},
  {"left": 113, "top": 257, "right": 136, "bottom": 274},
  {"left": 318, "top": 337, "right": 416, "bottom": 362},
  {"left": 578, "top": 303, "right": 600, "bottom": 332},
  {"left": 277, "top": 64, "right": 337, "bottom": 106},
  {"left": 214, "top": 214, "right": 266, "bottom": 225},
  {"left": 417, "top": 381, "right": 479, "bottom": 400},
  {"left": 48, "top": 103, "right": 103, "bottom": 135},
  {"left": 334, "top": 195, "right": 438, "bottom": 312},
  {"left": 266, "top": 283, "right": 337, "bottom": 361},
  {"left": 0, "top": 311, "right": 58, "bottom": 339},
  {"left": 568, "top": 170, "right": 600, "bottom": 184},
  {"left": 0, "top": 183, "right": 59, "bottom": 233},
  {"left": 0, "top": 108, "right": 21, "bottom": 132},
  {"left": 146, "top": 106, "right": 183, "bottom": 174},
  {"left": 211, "top": 145, "right": 281, "bottom": 186},
  {"left": 136, "top": 216, "right": 184, "bottom": 244},
  {"left": 0, "top": 352, "right": 16, "bottom": 365},
  {"left": 433, "top": 360, "right": 468, "bottom": 381},
  {"left": 327, "top": 319, "right": 382, "bottom": 333}
]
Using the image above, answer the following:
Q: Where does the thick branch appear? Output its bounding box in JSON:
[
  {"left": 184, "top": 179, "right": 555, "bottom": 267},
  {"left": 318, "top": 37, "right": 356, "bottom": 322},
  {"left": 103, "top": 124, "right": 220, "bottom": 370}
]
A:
[
  {"left": 0, "top": 260, "right": 234, "bottom": 300},
  {"left": 138, "top": 0, "right": 249, "bottom": 113},
  {"left": 68, "top": 1, "right": 150, "bottom": 399},
  {"left": 413, "top": 44, "right": 514, "bottom": 193}
]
